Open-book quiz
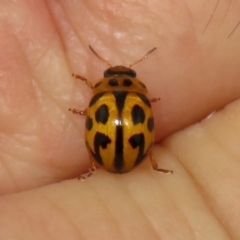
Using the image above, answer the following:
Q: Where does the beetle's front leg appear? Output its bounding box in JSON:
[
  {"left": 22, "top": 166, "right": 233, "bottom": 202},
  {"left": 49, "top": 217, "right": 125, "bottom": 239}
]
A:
[{"left": 72, "top": 73, "right": 93, "bottom": 89}]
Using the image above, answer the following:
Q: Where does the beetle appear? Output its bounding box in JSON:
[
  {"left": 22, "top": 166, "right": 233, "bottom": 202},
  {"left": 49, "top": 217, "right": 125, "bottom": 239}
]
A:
[{"left": 69, "top": 45, "right": 173, "bottom": 179}]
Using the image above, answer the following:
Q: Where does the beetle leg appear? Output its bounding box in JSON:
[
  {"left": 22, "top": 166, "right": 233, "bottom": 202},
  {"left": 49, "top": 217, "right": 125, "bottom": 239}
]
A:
[
  {"left": 149, "top": 151, "right": 173, "bottom": 174},
  {"left": 150, "top": 97, "right": 160, "bottom": 103},
  {"left": 78, "top": 162, "right": 97, "bottom": 181},
  {"left": 72, "top": 73, "right": 93, "bottom": 89},
  {"left": 69, "top": 108, "right": 87, "bottom": 116}
]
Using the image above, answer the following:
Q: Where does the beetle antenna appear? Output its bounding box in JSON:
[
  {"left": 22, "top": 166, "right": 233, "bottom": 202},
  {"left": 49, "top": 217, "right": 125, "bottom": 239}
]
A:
[
  {"left": 129, "top": 47, "right": 157, "bottom": 68},
  {"left": 89, "top": 45, "right": 112, "bottom": 67}
]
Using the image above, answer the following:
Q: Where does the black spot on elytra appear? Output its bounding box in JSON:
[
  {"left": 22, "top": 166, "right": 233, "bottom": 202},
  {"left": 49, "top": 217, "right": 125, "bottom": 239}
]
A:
[
  {"left": 138, "top": 81, "right": 146, "bottom": 89},
  {"left": 147, "top": 117, "right": 154, "bottom": 132},
  {"left": 136, "top": 93, "right": 151, "bottom": 107},
  {"left": 95, "top": 104, "right": 109, "bottom": 124},
  {"left": 129, "top": 133, "right": 145, "bottom": 166},
  {"left": 109, "top": 79, "right": 119, "bottom": 86},
  {"left": 129, "top": 133, "right": 144, "bottom": 148},
  {"left": 93, "top": 132, "right": 112, "bottom": 165},
  {"left": 131, "top": 105, "right": 145, "bottom": 124},
  {"left": 123, "top": 79, "right": 132, "bottom": 86},
  {"left": 89, "top": 92, "right": 105, "bottom": 107},
  {"left": 94, "top": 81, "right": 102, "bottom": 88},
  {"left": 85, "top": 116, "right": 93, "bottom": 130}
]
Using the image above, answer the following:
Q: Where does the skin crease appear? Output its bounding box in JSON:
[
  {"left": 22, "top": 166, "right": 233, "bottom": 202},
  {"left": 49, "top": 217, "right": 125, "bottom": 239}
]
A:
[{"left": 0, "top": 0, "right": 240, "bottom": 239}]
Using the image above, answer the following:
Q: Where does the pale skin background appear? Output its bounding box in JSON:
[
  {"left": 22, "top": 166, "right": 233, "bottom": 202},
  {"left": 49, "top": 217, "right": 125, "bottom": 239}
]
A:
[{"left": 0, "top": 0, "right": 240, "bottom": 239}]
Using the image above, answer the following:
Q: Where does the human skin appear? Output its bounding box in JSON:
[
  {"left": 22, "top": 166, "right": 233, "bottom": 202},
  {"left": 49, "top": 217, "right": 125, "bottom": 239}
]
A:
[{"left": 0, "top": 0, "right": 240, "bottom": 239}]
